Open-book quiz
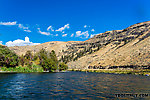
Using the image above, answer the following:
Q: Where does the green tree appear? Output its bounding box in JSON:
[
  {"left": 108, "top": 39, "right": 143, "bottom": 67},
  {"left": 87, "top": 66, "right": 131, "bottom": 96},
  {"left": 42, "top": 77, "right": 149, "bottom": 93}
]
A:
[
  {"left": 0, "top": 45, "right": 19, "bottom": 67},
  {"left": 24, "top": 50, "right": 33, "bottom": 60},
  {"left": 19, "top": 54, "right": 25, "bottom": 66},
  {"left": 37, "top": 49, "right": 58, "bottom": 72},
  {"left": 50, "top": 50, "right": 58, "bottom": 64},
  {"left": 59, "top": 62, "right": 68, "bottom": 71}
]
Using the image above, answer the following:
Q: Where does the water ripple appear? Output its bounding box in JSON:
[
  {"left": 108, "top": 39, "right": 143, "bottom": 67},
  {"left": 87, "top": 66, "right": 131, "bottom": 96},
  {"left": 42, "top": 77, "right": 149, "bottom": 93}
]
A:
[{"left": 0, "top": 72, "right": 150, "bottom": 99}]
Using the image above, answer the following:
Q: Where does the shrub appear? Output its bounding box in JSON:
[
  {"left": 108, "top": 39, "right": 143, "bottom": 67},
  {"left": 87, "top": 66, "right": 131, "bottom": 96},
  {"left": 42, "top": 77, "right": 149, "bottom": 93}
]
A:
[{"left": 59, "top": 62, "right": 68, "bottom": 71}]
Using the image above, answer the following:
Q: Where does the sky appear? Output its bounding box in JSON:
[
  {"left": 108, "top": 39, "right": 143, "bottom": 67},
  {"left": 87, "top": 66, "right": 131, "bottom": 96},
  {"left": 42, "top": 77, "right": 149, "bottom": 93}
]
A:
[{"left": 0, "top": 0, "right": 150, "bottom": 46}]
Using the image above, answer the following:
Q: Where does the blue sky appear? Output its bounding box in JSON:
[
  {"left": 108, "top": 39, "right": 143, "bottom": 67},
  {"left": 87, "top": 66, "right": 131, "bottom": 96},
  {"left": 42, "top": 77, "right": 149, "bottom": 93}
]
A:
[{"left": 0, "top": 0, "right": 150, "bottom": 46}]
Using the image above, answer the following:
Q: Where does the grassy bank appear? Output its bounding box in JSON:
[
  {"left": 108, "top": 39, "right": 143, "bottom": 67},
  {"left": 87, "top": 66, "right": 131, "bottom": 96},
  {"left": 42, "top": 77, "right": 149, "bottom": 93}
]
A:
[
  {"left": 0, "top": 65, "right": 44, "bottom": 72},
  {"left": 68, "top": 69, "right": 150, "bottom": 76}
]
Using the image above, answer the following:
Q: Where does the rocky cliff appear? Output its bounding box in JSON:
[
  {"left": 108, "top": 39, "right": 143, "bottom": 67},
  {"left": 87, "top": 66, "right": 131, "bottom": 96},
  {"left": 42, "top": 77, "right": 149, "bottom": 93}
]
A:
[{"left": 9, "top": 21, "right": 150, "bottom": 69}]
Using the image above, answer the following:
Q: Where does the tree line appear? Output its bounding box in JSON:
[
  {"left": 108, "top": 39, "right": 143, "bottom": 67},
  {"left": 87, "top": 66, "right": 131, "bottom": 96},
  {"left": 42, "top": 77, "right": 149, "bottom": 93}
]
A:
[{"left": 0, "top": 45, "right": 68, "bottom": 72}]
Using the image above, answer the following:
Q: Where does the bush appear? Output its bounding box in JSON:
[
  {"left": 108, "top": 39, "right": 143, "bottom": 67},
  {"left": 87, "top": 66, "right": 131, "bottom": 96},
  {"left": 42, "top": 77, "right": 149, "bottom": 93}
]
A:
[{"left": 59, "top": 62, "right": 68, "bottom": 71}]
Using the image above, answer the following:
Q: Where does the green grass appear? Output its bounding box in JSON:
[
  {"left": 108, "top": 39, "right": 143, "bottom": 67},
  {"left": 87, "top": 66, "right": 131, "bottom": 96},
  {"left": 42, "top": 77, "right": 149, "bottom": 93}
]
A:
[
  {"left": 68, "top": 69, "right": 150, "bottom": 76},
  {"left": 1, "top": 64, "right": 44, "bottom": 72}
]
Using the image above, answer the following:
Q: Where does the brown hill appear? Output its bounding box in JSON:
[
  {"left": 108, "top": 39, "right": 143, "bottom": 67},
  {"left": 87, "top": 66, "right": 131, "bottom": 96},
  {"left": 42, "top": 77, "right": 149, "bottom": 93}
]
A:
[
  {"left": 9, "top": 41, "right": 82, "bottom": 59},
  {"left": 9, "top": 21, "right": 150, "bottom": 69}
]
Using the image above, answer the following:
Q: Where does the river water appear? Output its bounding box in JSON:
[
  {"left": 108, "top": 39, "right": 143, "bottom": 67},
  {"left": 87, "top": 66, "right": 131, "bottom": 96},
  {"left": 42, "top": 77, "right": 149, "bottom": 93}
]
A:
[{"left": 0, "top": 71, "right": 150, "bottom": 99}]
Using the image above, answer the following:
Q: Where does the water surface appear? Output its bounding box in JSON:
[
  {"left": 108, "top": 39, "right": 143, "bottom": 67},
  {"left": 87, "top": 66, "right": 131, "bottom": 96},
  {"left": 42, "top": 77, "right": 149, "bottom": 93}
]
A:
[{"left": 0, "top": 72, "right": 150, "bottom": 99}]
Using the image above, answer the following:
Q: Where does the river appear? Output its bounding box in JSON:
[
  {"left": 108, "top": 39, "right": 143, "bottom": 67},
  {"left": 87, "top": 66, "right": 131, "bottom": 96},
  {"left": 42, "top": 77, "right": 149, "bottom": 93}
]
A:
[{"left": 0, "top": 71, "right": 150, "bottom": 99}]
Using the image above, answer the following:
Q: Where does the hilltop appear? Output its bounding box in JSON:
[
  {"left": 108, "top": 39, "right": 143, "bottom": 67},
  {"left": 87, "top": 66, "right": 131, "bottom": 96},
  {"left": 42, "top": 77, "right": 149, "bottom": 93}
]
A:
[{"left": 9, "top": 21, "right": 150, "bottom": 69}]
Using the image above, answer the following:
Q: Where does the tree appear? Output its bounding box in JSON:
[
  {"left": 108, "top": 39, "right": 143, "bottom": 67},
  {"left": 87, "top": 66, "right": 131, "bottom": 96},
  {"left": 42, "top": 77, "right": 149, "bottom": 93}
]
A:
[
  {"left": 24, "top": 50, "right": 33, "bottom": 60},
  {"left": 36, "top": 49, "right": 58, "bottom": 72},
  {"left": 89, "top": 48, "right": 93, "bottom": 54},
  {"left": 97, "top": 45, "right": 100, "bottom": 51},
  {"left": 0, "top": 45, "right": 19, "bottom": 67},
  {"left": 19, "top": 54, "right": 25, "bottom": 66},
  {"left": 59, "top": 62, "right": 68, "bottom": 71},
  {"left": 50, "top": 50, "right": 58, "bottom": 65}
]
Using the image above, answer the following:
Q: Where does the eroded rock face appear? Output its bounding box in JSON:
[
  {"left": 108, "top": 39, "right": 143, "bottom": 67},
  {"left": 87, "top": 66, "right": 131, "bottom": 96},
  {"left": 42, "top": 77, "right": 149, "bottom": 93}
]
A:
[{"left": 9, "top": 21, "right": 150, "bottom": 69}]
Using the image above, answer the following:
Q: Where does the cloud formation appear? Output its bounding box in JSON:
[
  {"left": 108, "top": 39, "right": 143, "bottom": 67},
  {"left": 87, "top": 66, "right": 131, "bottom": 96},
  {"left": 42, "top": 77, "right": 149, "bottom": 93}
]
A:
[
  {"left": 38, "top": 28, "right": 50, "bottom": 35},
  {"left": 62, "top": 34, "right": 67, "bottom": 37},
  {"left": 76, "top": 31, "right": 82, "bottom": 37},
  {"left": 47, "top": 26, "right": 54, "bottom": 31},
  {"left": 0, "top": 41, "right": 2, "bottom": 44},
  {"left": 0, "top": 21, "right": 96, "bottom": 40},
  {"left": 76, "top": 31, "right": 89, "bottom": 38},
  {"left": 0, "top": 21, "right": 17, "bottom": 25},
  {"left": 84, "top": 25, "right": 90, "bottom": 28},
  {"left": 90, "top": 33, "right": 99, "bottom": 38},
  {"left": 0, "top": 21, "right": 31, "bottom": 32},
  {"left": 82, "top": 31, "right": 89, "bottom": 38},
  {"left": 56, "top": 24, "right": 69, "bottom": 32},
  {"left": 84, "top": 25, "right": 87, "bottom": 28},
  {"left": 71, "top": 33, "right": 74, "bottom": 37},
  {"left": 18, "top": 24, "right": 31, "bottom": 32},
  {"left": 6, "top": 37, "right": 40, "bottom": 47},
  {"left": 91, "top": 29, "right": 95, "bottom": 32}
]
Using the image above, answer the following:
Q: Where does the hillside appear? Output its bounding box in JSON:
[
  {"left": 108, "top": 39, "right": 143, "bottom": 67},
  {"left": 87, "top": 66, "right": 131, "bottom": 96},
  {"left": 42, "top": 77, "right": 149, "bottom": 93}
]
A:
[
  {"left": 9, "top": 21, "right": 150, "bottom": 69},
  {"left": 9, "top": 41, "right": 82, "bottom": 59}
]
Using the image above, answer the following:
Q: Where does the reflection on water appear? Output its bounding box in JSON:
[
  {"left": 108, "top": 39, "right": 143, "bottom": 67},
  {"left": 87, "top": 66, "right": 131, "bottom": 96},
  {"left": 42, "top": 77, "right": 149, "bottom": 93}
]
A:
[{"left": 0, "top": 72, "right": 150, "bottom": 99}]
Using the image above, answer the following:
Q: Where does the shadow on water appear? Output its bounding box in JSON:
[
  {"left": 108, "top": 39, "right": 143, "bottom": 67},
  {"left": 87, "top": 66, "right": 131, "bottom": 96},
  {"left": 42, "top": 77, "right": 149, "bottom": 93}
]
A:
[{"left": 0, "top": 71, "right": 150, "bottom": 99}]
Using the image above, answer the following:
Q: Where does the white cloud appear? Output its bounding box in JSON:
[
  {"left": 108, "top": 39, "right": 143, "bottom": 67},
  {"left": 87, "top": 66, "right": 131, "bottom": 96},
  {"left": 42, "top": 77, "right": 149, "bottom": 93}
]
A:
[
  {"left": 18, "top": 24, "right": 28, "bottom": 29},
  {"left": 84, "top": 25, "right": 87, "bottom": 28},
  {"left": 56, "top": 24, "right": 69, "bottom": 32},
  {"left": 90, "top": 33, "right": 99, "bottom": 38},
  {"left": 76, "top": 31, "right": 82, "bottom": 37},
  {"left": 84, "top": 25, "right": 90, "bottom": 28},
  {"left": 71, "top": 33, "right": 74, "bottom": 37},
  {"left": 91, "top": 29, "right": 95, "bottom": 32},
  {"left": 18, "top": 24, "right": 31, "bottom": 32},
  {"left": 25, "top": 37, "right": 29, "bottom": 42},
  {"left": 90, "top": 34, "right": 95, "bottom": 38},
  {"left": 82, "top": 31, "right": 89, "bottom": 38},
  {"left": 0, "top": 21, "right": 17, "bottom": 25},
  {"left": 47, "top": 26, "right": 54, "bottom": 31},
  {"left": 39, "top": 31, "right": 50, "bottom": 36},
  {"left": 0, "top": 21, "right": 31, "bottom": 32},
  {"left": 38, "top": 28, "right": 50, "bottom": 35},
  {"left": 5, "top": 36, "right": 40, "bottom": 47},
  {"left": 62, "top": 34, "right": 67, "bottom": 37},
  {"left": 76, "top": 31, "right": 89, "bottom": 38},
  {"left": 55, "top": 34, "right": 58, "bottom": 36},
  {"left": 24, "top": 30, "right": 31, "bottom": 32},
  {"left": 0, "top": 41, "right": 2, "bottom": 44}
]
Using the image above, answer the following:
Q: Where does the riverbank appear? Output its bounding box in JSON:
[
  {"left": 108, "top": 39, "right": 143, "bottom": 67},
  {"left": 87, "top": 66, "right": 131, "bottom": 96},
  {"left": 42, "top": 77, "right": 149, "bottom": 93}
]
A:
[
  {"left": 0, "top": 66, "right": 67, "bottom": 73},
  {"left": 0, "top": 65, "right": 44, "bottom": 73},
  {"left": 67, "top": 69, "right": 150, "bottom": 76}
]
